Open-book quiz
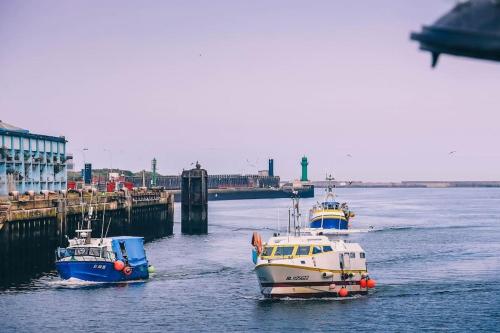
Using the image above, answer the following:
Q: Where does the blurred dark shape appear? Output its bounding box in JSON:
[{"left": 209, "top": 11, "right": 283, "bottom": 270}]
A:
[{"left": 411, "top": 0, "right": 500, "bottom": 67}]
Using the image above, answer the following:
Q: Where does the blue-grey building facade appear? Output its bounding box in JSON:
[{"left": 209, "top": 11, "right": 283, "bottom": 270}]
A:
[{"left": 0, "top": 120, "right": 68, "bottom": 196}]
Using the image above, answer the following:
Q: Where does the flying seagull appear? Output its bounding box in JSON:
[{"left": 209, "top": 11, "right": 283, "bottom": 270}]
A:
[
  {"left": 449, "top": 151, "right": 457, "bottom": 155},
  {"left": 245, "top": 159, "right": 256, "bottom": 168},
  {"left": 346, "top": 154, "right": 352, "bottom": 158}
]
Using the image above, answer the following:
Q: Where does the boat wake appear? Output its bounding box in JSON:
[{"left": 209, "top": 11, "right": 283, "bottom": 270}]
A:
[
  {"left": 372, "top": 224, "right": 494, "bottom": 234},
  {"left": 47, "top": 277, "right": 147, "bottom": 289},
  {"left": 154, "top": 265, "right": 237, "bottom": 281},
  {"left": 371, "top": 226, "right": 415, "bottom": 233}
]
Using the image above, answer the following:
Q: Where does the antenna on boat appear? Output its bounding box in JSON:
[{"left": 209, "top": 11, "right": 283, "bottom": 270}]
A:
[
  {"left": 287, "top": 208, "right": 291, "bottom": 242},
  {"left": 100, "top": 193, "right": 106, "bottom": 245},
  {"left": 78, "top": 189, "right": 85, "bottom": 231},
  {"left": 277, "top": 208, "right": 280, "bottom": 236},
  {"left": 326, "top": 174, "right": 335, "bottom": 193},
  {"left": 291, "top": 190, "right": 301, "bottom": 237}
]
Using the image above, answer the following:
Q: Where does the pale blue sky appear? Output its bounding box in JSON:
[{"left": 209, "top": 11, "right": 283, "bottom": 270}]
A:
[{"left": 1, "top": 1, "right": 499, "bottom": 181}]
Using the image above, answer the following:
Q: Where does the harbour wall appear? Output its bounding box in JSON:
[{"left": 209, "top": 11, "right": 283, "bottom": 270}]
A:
[
  {"left": 0, "top": 190, "right": 174, "bottom": 285},
  {"left": 171, "top": 185, "right": 315, "bottom": 202}
]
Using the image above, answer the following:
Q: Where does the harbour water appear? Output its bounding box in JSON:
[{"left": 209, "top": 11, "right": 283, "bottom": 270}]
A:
[{"left": 1, "top": 188, "right": 499, "bottom": 332}]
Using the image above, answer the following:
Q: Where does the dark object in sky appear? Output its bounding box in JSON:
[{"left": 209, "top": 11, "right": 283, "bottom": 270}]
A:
[{"left": 410, "top": 0, "right": 500, "bottom": 67}]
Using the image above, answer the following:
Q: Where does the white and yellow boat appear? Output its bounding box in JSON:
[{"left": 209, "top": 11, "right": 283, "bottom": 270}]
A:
[{"left": 252, "top": 234, "right": 376, "bottom": 298}]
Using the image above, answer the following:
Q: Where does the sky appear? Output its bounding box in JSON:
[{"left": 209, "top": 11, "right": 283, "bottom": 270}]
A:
[{"left": 1, "top": 0, "right": 499, "bottom": 181}]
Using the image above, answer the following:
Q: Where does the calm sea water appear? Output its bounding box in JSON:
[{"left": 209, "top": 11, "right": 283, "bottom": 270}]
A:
[{"left": 1, "top": 188, "right": 499, "bottom": 332}]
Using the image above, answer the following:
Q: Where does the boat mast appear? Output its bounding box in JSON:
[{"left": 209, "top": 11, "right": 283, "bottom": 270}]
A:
[
  {"left": 291, "top": 190, "right": 301, "bottom": 236},
  {"left": 288, "top": 208, "right": 291, "bottom": 242},
  {"left": 100, "top": 193, "right": 106, "bottom": 246}
]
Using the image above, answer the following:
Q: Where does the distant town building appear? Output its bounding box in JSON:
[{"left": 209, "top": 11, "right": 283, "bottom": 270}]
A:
[
  {"left": 66, "top": 153, "right": 74, "bottom": 171},
  {"left": 0, "top": 120, "right": 69, "bottom": 196},
  {"left": 258, "top": 170, "right": 269, "bottom": 177}
]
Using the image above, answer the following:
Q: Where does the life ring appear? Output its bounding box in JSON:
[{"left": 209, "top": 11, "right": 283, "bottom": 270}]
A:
[
  {"left": 251, "top": 232, "right": 263, "bottom": 254},
  {"left": 123, "top": 266, "right": 133, "bottom": 276}
]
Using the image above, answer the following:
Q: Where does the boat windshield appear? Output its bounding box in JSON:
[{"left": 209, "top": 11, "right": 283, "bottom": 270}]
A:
[
  {"left": 274, "top": 246, "right": 294, "bottom": 256},
  {"left": 56, "top": 247, "right": 114, "bottom": 260},
  {"left": 262, "top": 246, "right": 273, "bottom": 257},
  {"left": 322, "top": 202, "right": 340, "bottom": 210}
]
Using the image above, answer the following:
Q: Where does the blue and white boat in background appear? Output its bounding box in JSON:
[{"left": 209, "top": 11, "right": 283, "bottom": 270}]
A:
[
  {"left": 55, "top": 205, "right": 151, "bottom": 282},
  {"left": 303, "top": 175, "right": 362, "bottom": 237}
]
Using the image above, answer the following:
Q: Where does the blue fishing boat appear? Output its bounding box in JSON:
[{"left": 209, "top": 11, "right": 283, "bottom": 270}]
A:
[
  {"left": 307, "top": 175, "right": 355, "bottom": 231},
  {"left": 55, "top": 204, "right": 151, "bottom": 282},
  {"left": 56, "top": 233, "right": 149, "bottom": 282}
]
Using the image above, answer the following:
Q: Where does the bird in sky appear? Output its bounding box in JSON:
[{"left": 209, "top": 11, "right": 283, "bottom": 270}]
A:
[
  {"left": 449, "top": 151, "right": 457, "bottom": 155},
  {"left": 245, "top": 159, "right": 256, "bottom": 168},
  {"left": 346, "top": 154, "right": 352, "bottom": 158}
]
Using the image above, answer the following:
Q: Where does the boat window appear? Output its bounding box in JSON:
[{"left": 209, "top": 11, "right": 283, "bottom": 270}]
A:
[
  {"left": 88, "top": 248, "right": 101, "bottom": 257},
  {"left": 349, "top": 252, "right": 356, "bottom": 258},
  {"left": 75, "top": 248, "right": 88, "bottom": 256},
  {"left": 275, "top": 246, "right": 294, "bottom": 256},
  {"left": 296, "top": 246, "right": 311, "bottom": 256},
  {"left": 360, "top": 252, "right": 366, "bottom": 258},
  {"left": 57, "top": 248, "right": 75, "bottom": 259},
  {"left": 119, "top": 241, "right": 128, "bottom": 260},
  {"left": 262, "top": 246, "right": 274, "bottom": 257},
  {"left": 323, "top": 246, "right": 333, "bottom": 252},
  {"left": 312, "top": 246, "right": 323, "bottom": 254}
]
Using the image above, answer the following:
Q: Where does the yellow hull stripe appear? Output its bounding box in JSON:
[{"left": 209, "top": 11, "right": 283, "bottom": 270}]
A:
[
  {"left": 311, "top": 216, "right": 346, "bottom": 222},
  {"left": 255, "top": 263, "right": 367, "bottom": 274}
]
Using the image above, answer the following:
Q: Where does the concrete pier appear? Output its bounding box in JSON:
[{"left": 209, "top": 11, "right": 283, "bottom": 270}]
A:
[
  {"left": 181, "top": 164, "right": 208, "bottom": 234},
  {"left": 0, "top": 190, "right": 174, "bottom": 285}
]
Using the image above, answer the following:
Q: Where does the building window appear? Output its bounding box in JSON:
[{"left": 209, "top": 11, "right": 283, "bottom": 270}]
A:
[
  {"left": 45, "top": 141, "right": 50, "bottom": 152},
  {"left": 360, "top": 252, "right": 365, "bottom": 258},
  {"left": 39, "top": 140, "right": 44, "bottom": 152},
  {"left": 30, "top": 139, "right": 37, "bottom": 151},
  {"left": 13, "top": 137, "right": 20, "bottom": 150},
  {"left": 4, "top": 136, "right": 12, "bottom": 149}
]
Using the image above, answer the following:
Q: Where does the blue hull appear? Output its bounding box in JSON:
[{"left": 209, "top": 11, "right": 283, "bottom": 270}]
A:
[
  {"left": 56, "top": 261, "right": 149, "bottom": 282},
  {"left": 309, "top": 218, "right": 349, "bottom": 230}
]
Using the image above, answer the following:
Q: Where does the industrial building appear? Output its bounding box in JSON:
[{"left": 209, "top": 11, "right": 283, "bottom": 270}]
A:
[
  {"left": 125, "top": 158, "right": 280, "bottom": 190},
  {"left": 125, "top": 173, "right": 280, "bottom": 190},
  {"left": 0, "top": 120, "right": 68, "bottom": 196}
]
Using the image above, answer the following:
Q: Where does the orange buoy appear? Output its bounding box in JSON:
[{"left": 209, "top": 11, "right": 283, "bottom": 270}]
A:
[
  {"left": 359, "top": 279, "right": 367, "bottom": 288},
  {"left": 123, "top": 266, "right": 133, "bottom": 276},
  {"left": 251, "top": 232, "right": 263, "bottom": 254},
  {"left": 367, "top": 279, "right": 376, "bottom": 288},
  {"left": 114, "top": 260, "right": 125, "bottom": 271},
  {"left": 338, "top": 287, "right": 349, "bottom": 297}
]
